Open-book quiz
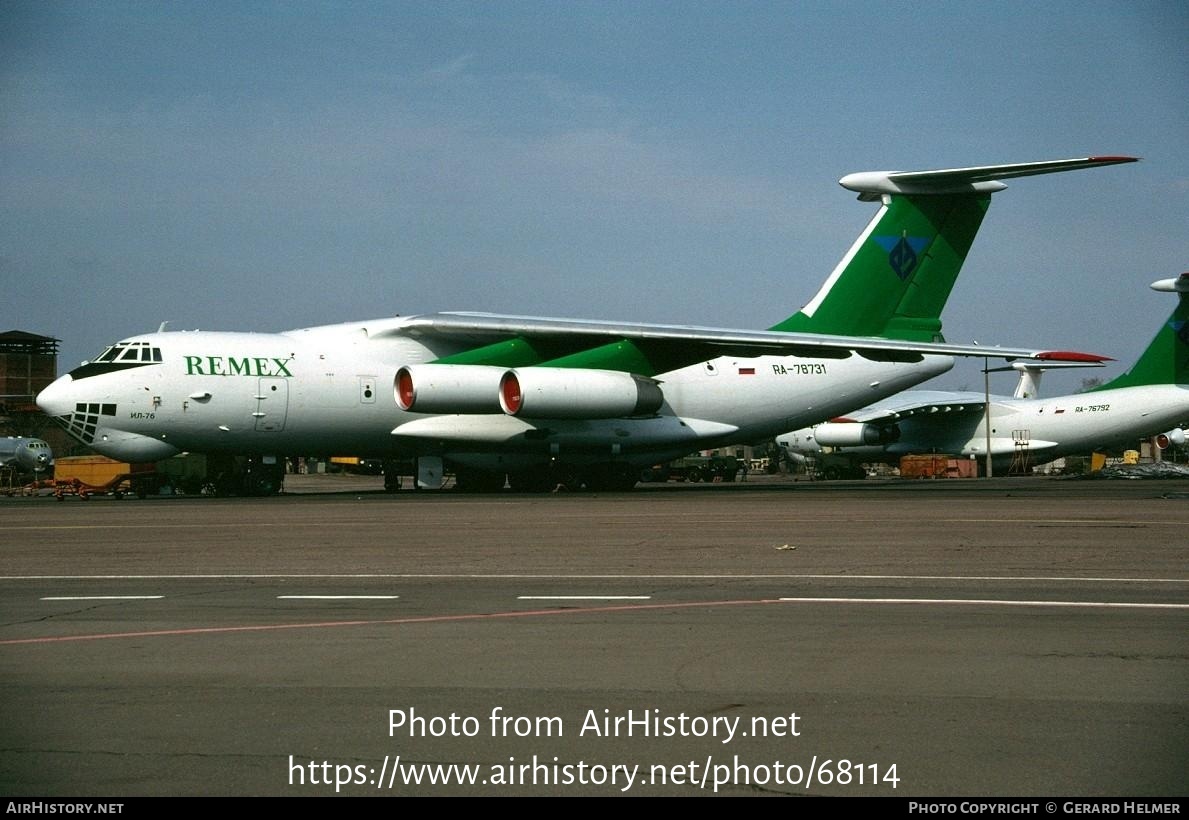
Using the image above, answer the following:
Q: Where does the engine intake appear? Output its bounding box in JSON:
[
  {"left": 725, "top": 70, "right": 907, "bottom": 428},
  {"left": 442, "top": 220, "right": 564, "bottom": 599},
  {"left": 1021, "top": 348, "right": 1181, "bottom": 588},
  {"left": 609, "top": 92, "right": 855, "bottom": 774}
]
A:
[
  {"left": 499, "top": 368, "right": 664, "bottom": 419},
  {"left": 395, "top": 364, "right": 505, "bottom": 414},
  {"left": 1156, "top": 428, "right": 1186, "bottom": 449}
]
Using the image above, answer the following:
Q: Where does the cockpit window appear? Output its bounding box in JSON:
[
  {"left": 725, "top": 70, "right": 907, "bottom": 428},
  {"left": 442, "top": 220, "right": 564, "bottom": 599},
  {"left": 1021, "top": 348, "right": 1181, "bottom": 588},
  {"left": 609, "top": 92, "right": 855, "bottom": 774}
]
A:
[
  {"left": 94, "top": 342, "right": 163, "bottom": 363},
  {"left": 92, "top": 339, "right": 161, "bottom": 363}
]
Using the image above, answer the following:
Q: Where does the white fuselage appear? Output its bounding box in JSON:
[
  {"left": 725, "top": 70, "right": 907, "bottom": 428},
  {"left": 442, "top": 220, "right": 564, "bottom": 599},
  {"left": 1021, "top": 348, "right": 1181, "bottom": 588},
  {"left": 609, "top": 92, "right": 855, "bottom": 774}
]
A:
[
  {"left": 36, "top": 320, "right": 955, "bottom": 468},
  {"left": 780, "top": 385, "right": 1189, "bottom": 469},
  {"left": 942, "top": 386, "right": 1189, "bottom": 461}
]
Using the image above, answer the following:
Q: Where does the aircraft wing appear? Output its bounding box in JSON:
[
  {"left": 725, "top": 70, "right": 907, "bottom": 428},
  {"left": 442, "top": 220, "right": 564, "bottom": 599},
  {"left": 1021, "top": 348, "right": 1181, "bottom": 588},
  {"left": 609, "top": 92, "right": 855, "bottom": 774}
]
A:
[
  {"left": 392, "top": 312, "right": 1109, "bottom": 364},
  {"left": 828, "top": 390, "right": 992, "bottom": 425}
]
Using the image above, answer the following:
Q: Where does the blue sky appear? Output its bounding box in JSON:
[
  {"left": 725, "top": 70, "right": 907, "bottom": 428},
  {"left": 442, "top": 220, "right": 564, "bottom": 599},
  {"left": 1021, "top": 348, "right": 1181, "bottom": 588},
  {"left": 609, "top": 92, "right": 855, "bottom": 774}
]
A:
[{"left": 3, "top": 1, "right": 1187, "bottom": 395}]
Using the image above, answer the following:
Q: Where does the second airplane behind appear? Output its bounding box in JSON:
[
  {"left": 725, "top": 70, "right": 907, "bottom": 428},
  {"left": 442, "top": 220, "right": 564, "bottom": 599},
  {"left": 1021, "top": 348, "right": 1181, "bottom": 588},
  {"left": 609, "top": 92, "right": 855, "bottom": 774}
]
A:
[{"left": 778, "top": 274, "right": 1189, "bottom": 476}]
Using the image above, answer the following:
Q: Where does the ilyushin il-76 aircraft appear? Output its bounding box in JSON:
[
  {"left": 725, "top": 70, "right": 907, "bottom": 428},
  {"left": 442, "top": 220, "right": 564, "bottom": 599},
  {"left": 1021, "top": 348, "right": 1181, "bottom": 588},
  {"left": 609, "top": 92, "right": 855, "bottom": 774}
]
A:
[
  {"left": 0, "top": 437, "right": 54, "bottom": 476},
  {"left": 777, "top": 273, "right": 1189, "bottom": 476},
  {"left": 37, "top": 156, "right": 1135, "bottom": 493}
]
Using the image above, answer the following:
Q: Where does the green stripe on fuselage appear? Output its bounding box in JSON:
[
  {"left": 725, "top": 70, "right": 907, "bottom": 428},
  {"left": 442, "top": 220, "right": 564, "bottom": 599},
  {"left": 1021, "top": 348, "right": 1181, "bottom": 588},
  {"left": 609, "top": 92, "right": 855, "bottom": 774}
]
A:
[
  {"left": 432, "top": 336, "right": 712, "bottom": 376},
  {"left": 433, "top": 337, "right": 578, "bottom": 367},
  {"left": 539, "top": 339, "right": 709, "bottom": 376}
]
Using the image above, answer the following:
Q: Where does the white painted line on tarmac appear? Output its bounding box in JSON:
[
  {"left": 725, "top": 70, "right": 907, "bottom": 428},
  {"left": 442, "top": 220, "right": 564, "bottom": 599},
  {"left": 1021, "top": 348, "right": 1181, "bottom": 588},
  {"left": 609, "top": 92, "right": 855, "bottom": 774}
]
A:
[
  {"left": 40, "top": 595, "right": 164, "bottom": 601},
  {"left": 6, "top": 573, "right": 1187, "bottom": 582},
  {"left": 517, "top": 596, "right": 652, "bottom": 600},
  {"left": 277, "top": 595, "right": 399, "bottom": 600}
]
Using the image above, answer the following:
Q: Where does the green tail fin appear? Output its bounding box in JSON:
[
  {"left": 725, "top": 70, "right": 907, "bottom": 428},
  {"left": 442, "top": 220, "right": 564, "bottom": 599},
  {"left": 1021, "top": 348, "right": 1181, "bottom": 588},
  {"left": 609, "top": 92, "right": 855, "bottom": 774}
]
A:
[
  {"left": 769, "top": 193, "right": 990, "bottom": 342},
  {"left": 769, "top": 156, "right": 1138, "bottom": 342},
  {"left": 428, "top": 158, "right": 1136, "bottom": 374},
  {"left": 1096, "top": 290, "right": 1189, "bottom": 390}
]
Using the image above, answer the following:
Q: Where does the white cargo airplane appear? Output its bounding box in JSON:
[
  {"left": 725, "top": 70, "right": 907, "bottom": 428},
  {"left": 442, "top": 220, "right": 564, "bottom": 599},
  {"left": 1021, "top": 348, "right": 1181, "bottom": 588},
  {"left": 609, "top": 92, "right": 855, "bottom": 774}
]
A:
[
  {"left": 777, "top": 274, "right": 1189, "bottom": 476},
  {"left": 0, "top": 436, "right": 54, "bottom": 475},
  {"left": 36, "top": 156, "right": 1134, "bottom": 493}
]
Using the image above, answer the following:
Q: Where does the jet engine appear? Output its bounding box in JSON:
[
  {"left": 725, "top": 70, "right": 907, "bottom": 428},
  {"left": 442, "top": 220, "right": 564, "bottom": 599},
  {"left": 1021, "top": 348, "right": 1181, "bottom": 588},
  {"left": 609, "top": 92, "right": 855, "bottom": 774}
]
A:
[
  {"left": 1156, "top": 428, "right": 1186, "bottom": 449},
  {"left": 395, "top": 364, "right": 505, "bottom": 414},
  {"left": 499, "top": 368, "right": 664, "bottom": 419},
  {"left": 812, "top": 422, "right": 900, "bottom": 447}
]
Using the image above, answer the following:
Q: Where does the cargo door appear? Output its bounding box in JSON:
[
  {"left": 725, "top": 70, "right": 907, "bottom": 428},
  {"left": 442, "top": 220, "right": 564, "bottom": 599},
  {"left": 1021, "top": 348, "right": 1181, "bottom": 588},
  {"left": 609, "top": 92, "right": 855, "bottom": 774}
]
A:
[{"left": 254, "top": 378, "right": 289, "bottom": 432}]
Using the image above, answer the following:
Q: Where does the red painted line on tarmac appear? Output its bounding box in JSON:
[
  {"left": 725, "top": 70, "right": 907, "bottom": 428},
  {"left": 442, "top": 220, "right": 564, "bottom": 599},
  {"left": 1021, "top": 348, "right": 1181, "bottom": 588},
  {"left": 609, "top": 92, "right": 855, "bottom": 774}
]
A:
[
  {"left": 0, "top": 598, "right": 772, "bottom": 646},
  {"left": 5, "top": 596, "right": 1183, "bottom": 647}
]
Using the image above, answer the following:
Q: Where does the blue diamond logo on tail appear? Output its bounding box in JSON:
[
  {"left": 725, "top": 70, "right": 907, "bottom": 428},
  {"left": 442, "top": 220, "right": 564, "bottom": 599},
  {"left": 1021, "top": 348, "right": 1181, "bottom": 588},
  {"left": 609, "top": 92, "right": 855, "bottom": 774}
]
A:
[
  {"left": 1171, "top": 320, "right": 1189, "bottom": 346},
  {"left": 874, "top": 235, "right": 930, "bottom": 280}
]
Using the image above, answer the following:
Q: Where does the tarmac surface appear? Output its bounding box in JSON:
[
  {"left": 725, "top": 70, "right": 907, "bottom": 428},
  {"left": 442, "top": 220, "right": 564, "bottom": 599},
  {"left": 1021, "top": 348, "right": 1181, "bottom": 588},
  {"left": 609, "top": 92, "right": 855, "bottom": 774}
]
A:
[{"left": 1, "top": 473, "right": 1186, "bottom": 796}]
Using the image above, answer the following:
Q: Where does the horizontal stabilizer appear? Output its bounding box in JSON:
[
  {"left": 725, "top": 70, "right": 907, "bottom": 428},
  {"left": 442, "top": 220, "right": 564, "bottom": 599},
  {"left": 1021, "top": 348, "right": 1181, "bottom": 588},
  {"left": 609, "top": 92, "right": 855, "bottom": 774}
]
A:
[
  {"left": 1151, "top": 273, "right": 1189, "bottom": 293},
  {"left": 1007, "top": 360, "right": 1106, "bottom": 372},
  {"left": 839, "top": 156, "right": 1138, "bottom": 200}
]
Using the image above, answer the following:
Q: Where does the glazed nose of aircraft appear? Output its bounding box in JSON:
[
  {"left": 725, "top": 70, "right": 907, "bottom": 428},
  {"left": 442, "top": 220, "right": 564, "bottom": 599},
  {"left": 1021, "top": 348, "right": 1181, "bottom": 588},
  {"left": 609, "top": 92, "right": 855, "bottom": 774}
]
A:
[{"left": 36, "top": 374, "right": 74, "bottom": 418}]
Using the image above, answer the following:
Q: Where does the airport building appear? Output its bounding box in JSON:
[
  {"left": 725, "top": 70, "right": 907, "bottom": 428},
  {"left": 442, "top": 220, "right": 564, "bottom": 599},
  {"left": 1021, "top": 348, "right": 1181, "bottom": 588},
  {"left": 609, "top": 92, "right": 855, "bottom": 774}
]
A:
[{"left": 0, "top": 329, "right": 65, "bottom": 448}]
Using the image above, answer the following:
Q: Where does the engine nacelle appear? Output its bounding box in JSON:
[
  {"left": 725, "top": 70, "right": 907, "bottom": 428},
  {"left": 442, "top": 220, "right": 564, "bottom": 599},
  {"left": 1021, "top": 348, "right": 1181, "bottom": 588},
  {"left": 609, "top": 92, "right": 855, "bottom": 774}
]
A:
[
  {"left": 812, "top": 422, "right": 900, "bottom": 448},
  {"left": 499, "top": 368, "right": 664, "bottom": 419},
  {"left": 1156, "top": 428, "right": 1186, "bottom": 449},
  {"left": 395, "top": 364, "right": 505, "bottom": 414}
]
